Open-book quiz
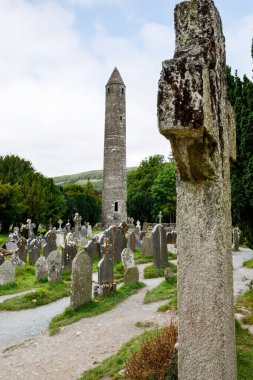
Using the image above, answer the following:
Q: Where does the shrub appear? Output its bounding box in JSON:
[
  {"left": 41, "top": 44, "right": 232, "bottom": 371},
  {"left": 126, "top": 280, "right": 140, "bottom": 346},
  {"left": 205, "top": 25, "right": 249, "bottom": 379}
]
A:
[{"left": 125, "top": 322, "right": 178, "bottom": 380}]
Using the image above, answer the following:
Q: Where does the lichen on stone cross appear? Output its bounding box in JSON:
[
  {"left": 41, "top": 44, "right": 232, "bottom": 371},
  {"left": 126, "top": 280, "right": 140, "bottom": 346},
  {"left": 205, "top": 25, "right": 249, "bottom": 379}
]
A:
[
  {"left": 157, "top": 1, "right": 237, "bottom": 379},
  {"left": 158, "top": 0, "right": 236, "bottom": 181}
]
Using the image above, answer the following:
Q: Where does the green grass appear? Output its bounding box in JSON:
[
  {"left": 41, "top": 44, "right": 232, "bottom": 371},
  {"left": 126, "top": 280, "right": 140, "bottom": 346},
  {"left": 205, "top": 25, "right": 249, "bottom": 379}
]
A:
[
  {"left": 168, "top": 251, "right": 177, "bottom": 260},
  {"left": 0, "top": 233, "right": 8, "bottom": 245},
  {"left": 144, "top": 262, "right": 177, "bottom": 279},
  {"left": 243, "top": 259, "right": 253, "bottom": 269},
  {"left": 0, "top": 281, "right": 71, "bottom": 310},
  {"left": 134, "top": 248, "right": 153, "bottom": 264},
  {"left": 144, "top": 275, "right": 177, "bottom": 305},
  {"left": 236, "top": 319, "right": 253, "bottom": 379},
  {"left": 0, "top": 265, "right": 39, "bottom": 296},
  {"left": 49, "top": 282, "right": 145, "bottom": 336},
  {"left": 78, "top": 319, "right": 253, "bottom": 380},
  {"left": 113, "top": 262, "right": 124, "bottom": 281},
  {"left": 236, "top": 288, "right": 253, "bottom": 325},
  {"left": 79, "top": 328, "right": 157, "bottom": 380}
]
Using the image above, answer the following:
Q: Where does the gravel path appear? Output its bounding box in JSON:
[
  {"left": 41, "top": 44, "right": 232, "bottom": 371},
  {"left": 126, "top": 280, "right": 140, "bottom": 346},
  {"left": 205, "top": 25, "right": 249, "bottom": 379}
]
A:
[
  {"left": 0, "top": 278, "right": 172, "bottom": 380},
  {"left": 0, "top": 248, "right": 252, "bottom": 380}
]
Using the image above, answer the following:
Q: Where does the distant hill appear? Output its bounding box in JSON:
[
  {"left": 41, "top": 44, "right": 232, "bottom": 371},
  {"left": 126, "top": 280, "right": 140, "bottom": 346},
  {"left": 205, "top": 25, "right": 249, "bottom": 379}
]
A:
[{"left": 53, "top": 167, "right": 137, "bottom": 192}]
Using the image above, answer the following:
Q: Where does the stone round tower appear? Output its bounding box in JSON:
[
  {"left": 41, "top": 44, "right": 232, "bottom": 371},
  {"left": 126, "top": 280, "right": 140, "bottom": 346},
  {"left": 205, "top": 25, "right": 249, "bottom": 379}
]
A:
[{"left": 102, "top": 67, "right": 127, "bottom": 226}]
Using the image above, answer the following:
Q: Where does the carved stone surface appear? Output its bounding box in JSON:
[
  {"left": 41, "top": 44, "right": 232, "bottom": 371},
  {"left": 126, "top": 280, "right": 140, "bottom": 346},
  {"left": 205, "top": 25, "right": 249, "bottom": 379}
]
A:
[
  {"left": 121, "top": 248, "right": 135, "bottom": 269},
  {"left": 71, "top": 251, "right": 92, "bottom": 310},
  {"left": 85, "top": 239, "right": 100, "bottom": 260},
  {"left": 157, "top": 1, "right": 237, "bottom": 378},
  {"left": 43, "top": 230, "right": 57, "bottom": 258},
  {"left": 47, "top": 250, "right": 62, "bottom": 284},
  {"left": 35, "top": 256, "right": 47, "bottom": 281}
]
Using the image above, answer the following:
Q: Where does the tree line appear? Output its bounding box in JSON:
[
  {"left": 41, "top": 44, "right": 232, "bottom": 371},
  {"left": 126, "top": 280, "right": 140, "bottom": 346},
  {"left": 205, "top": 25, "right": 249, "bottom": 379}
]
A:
[{"left": 0, "top": 155, "right": 101, "bottom": 231}]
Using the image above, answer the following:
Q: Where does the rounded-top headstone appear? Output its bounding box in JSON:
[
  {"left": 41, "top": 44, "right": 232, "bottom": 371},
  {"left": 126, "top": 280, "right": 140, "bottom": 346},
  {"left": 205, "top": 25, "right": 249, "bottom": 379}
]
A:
[{"left": 71, "top": 251, "right": 92, "bottom": 310}]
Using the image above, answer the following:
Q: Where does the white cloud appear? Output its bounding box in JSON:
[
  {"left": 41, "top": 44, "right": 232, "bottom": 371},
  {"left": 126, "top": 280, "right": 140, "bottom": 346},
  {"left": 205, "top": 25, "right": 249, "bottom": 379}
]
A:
[
  {"left": 225, "top": 13, "right": 253, "bottom": 78},
  {"left": 0, "top": 1, "right": 251, "bottom": 178}
]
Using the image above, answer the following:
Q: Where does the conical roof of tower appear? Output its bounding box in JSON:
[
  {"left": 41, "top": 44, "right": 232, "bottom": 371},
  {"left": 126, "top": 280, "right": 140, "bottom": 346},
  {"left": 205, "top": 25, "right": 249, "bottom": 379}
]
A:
[{"left": 106, "top": 67, "right": 125, "bottom": 86}]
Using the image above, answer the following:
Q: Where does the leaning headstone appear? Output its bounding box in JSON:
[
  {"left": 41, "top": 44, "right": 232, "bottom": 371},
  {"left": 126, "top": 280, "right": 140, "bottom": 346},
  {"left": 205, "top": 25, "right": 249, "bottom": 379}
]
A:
[
  {"left": 141, "top": 236, "right": 153, "bottom": 257},
  {"left": 128, "top": 231, "right": 137, "bottom": 251},
  {"left": 85, "top": 238, "right": 100, "bottom": 260},
  {"left": 15, "top": 237, "right": 27, "bottom": 263},
  {"left": 28, "top": 238, "right": 41, "bottom": 265},
  {"left": 152, "top": 224, "right": 168, "bottom": 268},
  {"left": 71, "top": 251, "right": 92, "bottom": 310},
  {"left": 47, "top": 250, "right": 62, "bottom": 284},
  {"left": 157, "top": 0, "right": 237, "bottom": 377},
  {"left": 0, "top": 261, "right": 15, "bottom": 285},
  {"left": 43, "top": 230, "right": 57, "bottom": 258},
  {"left": 35, "top": 256, "right": 47, "bottom": 281}
]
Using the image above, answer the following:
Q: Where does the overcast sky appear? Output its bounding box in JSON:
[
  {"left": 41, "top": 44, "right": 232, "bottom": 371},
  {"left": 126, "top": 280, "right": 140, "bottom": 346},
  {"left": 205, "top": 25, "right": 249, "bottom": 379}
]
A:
[{"left": 0, "top": 0, "right": 252, "bottom": 177}]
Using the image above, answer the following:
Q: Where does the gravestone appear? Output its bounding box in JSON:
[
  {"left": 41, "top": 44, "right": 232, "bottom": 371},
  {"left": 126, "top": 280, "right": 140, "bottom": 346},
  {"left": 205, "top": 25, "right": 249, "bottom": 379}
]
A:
[
  {"left": 141, "top": 236, "right": 153, "bottom": 257},
  {"left": 0, "top": 254, "right": 4, "bottom": 266},
  {"left": 28, "top": 238, "right": 41, "bottom": 265},
  {"left": 11, "top": 253, "right": 25, "bottom": 267},
  {"left": 16, "top": 237, "right": 27, "bottom": 263},
  {"left": 0, "top": 261, "right": 15, "bottom": 285},
  {"left": 128, "top": 231, "right": 137, "bottom": 251},
  {"left": 43, "top": 230, "right": 57, "bottom": 258},
  {"left": 63, "top": 232, "right": 77, "bottom": 269},
  {"left": 73, "top": 212, "right": 82, "bottom": 242},
  {"left": 4, "top": 236, "right": 17, "bottom": 253},
  {"left": 232, "top": 227, "right": 240, "bottom": 252},
  {"left": 85, "top": 238, "right": 100, "bottom": 260},
  {"left": 157, "top": 0, "right": 237, "bottom": 378},
  {"left": 121, "top": 248, "right": 135, "bottom": 269},
  {"left": 124, "top": 266, "right": 139, "bottom": 284},
  {"left": 158, "top": 211, "right": 163, "bottom": 224},
  {"left": 25, "top": 219, "right": 36, "bottom": 239},
  {"left": 47, "top": 250, "right": 62, "bottom": 284},
  {"left": 35, "top": 256, "right": 48, "bottom": 281},
  {"left": 152, "top": 224, "right": 168, "bottom": 268},
  {"left": 139, "top": 231, "right": 146, "bottom": 241},
  {"left": 98, "top": 255, "right": 113, "bottom": 285},
  {"left": 71, "top": 251, "right": 92, "bottom": 310},
  {"left": 87, "top": 224, "right": 93, "bottom": 238}
]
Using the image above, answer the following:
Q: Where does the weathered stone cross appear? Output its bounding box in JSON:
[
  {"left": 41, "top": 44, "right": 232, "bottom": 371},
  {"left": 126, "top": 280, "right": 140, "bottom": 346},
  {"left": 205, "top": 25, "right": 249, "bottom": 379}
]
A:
[{"left": 158, "top": 0, "right": 237, "bottom": 379}]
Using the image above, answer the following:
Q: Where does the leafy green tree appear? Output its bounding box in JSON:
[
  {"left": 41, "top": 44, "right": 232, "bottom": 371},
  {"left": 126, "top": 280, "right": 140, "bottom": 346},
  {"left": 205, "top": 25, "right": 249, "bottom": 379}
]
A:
[
  {"left": 227, "top": 67, "right": 253, "bottom": 247},
  {"left": 151, "top": 162, "right": 176, "bottom": 222},
  {"left": 63, "top": 183, "right": 101, "bottom": 226},
  {"left": 0, "top": 183, "right": 26, "bottom": 230},
  {"left": 127, "top": 155, "right": 177, "bottom": 223}
]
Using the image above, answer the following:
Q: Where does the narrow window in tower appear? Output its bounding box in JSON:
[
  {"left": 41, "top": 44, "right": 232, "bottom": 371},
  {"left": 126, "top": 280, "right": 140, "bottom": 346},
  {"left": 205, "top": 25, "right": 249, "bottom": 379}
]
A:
[
  {"left": 121, "top": 88, "right": 124, "bottom": 95},
  {"left": 114, "top": 202, "right": 118, "bottom": 212},
  {"left": 107, "top": 88, "right": 110, "bottom": 94},
  {"left": 120, "top": 116, "right": 123, "bottom": 121}
]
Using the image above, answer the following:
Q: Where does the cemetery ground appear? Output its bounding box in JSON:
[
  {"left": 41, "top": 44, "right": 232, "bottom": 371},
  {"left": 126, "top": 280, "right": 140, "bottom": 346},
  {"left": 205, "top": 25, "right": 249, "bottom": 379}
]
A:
[{"left": 0, "top": 247, "right": 253, "bottom": 379}]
